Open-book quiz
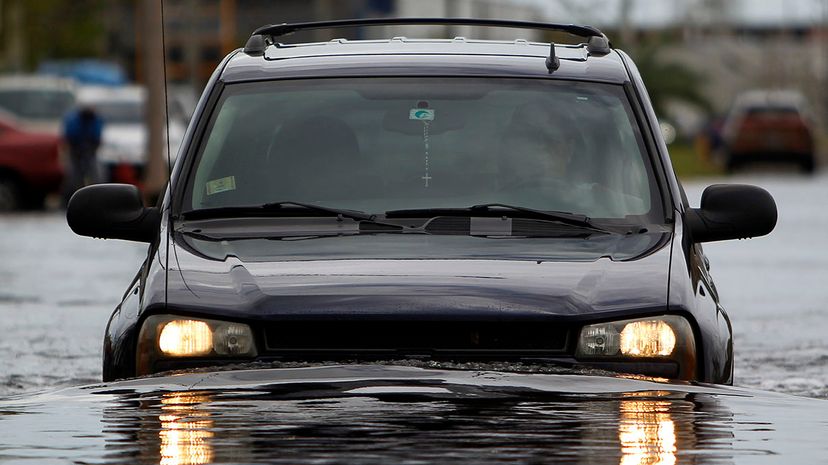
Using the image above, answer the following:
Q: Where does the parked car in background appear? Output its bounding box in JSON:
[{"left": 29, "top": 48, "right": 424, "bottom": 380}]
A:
[
  {"left": 76, "top": 85, "right": 186, "bottom": 186},
  {"left": 0, "top": 75, "right": 76, "bottom": 135},
  {"left": 0, "top": 110, "right": 63, "bottom": 210},
  {"left": 38, "top": 59, "right": 128, "bottom": 87},
  {"left": 722, "top": 89, "right": 817, "bottom": 173}
]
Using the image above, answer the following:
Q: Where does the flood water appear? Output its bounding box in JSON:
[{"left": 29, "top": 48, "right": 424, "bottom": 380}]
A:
[
  {"left": 685, "top": 172, "right": 828, "bottom": 398},
  {"left": 0, "top": 173, "right": 827, "bottom": 463},
  {"left": 2, "top": 365, "right": 828, "bottom": 464}
]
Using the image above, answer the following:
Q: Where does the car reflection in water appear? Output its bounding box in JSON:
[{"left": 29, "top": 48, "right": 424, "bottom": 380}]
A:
[
  {"left": 98, "top": 386, "right": 736, "bottom": 464},
  {"left": 158, "top": 392, "right": 214, "bottom": 465},
  {"left": 619, "top": 395, "right": 679, "bottom": 465}
]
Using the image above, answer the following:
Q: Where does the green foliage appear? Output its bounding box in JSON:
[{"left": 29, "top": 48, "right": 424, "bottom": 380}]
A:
[
  {"left": 667, "top": 143, "right": 722, "bottom": 179},
  {"left": 631, "top": 41, "right": 711, "bottom": 117},
  {"left": 13, "top": 0, "right": 109, "bottom": 69},
  {"left": 609, "top": 31, "right": 711, "bottom": 118}
]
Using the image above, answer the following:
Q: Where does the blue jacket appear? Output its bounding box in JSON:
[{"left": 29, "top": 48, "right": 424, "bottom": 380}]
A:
[{"left": 63, "top": 109, "right": 104, "bottom": 155}]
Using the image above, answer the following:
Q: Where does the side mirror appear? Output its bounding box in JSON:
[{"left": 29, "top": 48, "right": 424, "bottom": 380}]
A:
[
  {"left": 686, "top": 184, "right": 777, "bottom": 243},
  {"left": 67, "top": 184, "right": 160, "bottom": 243}
]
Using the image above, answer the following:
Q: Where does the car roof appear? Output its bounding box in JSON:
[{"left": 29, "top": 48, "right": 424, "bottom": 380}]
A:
[
  {"left": 221, "top": 37, "right": 630, "bottom": 84},
  {"left": 76, "top": 85, "right": 145, "bottom": 105},
  {"left": 0, "top": 74, "right": 77, "bottom": 92},
  {"left": 732, "top": 89, "right": 807, "bottom": 110}
]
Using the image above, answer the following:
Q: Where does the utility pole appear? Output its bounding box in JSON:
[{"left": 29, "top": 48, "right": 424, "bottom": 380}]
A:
[
  {"left": 185, "top": 0, "right": 201, "bottom": 92},
  {"left": 619, "top": 0, "right": 634, "bottom": 48},
  {"left": 7, "top": 0, "right": 25, "bottom": 71},
  {"left": 140, "top": 0, "right": 168, "bottom": 205},
  {"left": 314, "top": 0, "right": 334, "bottom": 41},
  {"left": 444, "top": 0, "right": 458, "bottom": 38},
  {"left": 219, "top": 0, "right": 237, "bottom": 57},
  {"left": 821, "top": 0, "right": 828, "bottom": 133}
]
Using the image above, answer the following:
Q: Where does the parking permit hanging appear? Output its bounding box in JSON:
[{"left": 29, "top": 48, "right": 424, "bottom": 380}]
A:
[{"left": 409, "top": 107, "right": 435, "bottom": 187}]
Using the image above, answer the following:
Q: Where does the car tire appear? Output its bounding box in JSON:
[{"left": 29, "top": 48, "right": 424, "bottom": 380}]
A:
[
  {"left": 800, "top": 157, "right": 816, "bottom": 174},
  {"left": 0, "top": 175, "right": 21, "bottom": 211},
  {"left": 21, "top": 190, "right": 47, "bottom": 210},
  {"left": 725, "top": 157, "right": 740, "bottom": 174}
]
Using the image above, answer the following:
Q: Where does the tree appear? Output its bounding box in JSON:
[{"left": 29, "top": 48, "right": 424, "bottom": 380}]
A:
[
  {"left": 1, "top": 0, "right": 109, "bottom": 71},
  {"left": 630, "top": 39, "right": 711, "bottom": 117}
]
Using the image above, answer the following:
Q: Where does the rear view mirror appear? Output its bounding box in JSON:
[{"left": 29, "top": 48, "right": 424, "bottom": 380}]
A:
[
  {"left": 687, "top": 184, "right": 777, "bottom": 243},
  {"left": 67, "top": 184, "right": 160, "bottom": 243}
]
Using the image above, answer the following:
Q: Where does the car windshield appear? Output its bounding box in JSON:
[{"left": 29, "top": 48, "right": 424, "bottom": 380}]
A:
[
  {"left": 184, "top": 78, "right": 662, "bottom": 224},
  {"left": 0, "top": 89, "right": 75, "bottom": 120}
]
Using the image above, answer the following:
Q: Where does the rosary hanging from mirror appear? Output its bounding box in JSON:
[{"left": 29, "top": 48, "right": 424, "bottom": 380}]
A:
[{"left": 410, "top": 102, "right": 435, "bottom": 188}]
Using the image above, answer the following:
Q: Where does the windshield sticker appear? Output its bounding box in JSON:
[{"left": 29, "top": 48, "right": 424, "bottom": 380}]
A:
[
  {"left": 409, "top": 109, "right": 435, "bottom": 121},
  {"left": 206, "top": 176, "right": 236, "bottom": 195}
]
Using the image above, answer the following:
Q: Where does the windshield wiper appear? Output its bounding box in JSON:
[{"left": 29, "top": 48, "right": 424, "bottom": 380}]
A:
[
  {"left": 180, "top": 201, "right": 412, "bottom": 232},
  {"left": 181, "top": 201, "right": 375, "bottom": 222},
  {"left": 385, "top": 203, "right": 609, "bottom": 233}
]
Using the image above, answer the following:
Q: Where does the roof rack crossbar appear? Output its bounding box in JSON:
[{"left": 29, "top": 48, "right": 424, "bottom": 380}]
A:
[
  {"left": 252, "top": 18, "right": 605, "bottom": 40},
  {"left": 243, "top": 18, "right": 611, "bottom": 56}
]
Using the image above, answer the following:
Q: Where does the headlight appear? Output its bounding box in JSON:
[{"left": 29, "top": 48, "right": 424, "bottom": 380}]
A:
[
  {"left": 137, "top": 315, "right": 257, "bottom": 375},
  {"left": 575, "top": 315, "right": 696, "bottom": 379},
  {"left": 158, "top": 320, "right": 213, "bottom": 356}
]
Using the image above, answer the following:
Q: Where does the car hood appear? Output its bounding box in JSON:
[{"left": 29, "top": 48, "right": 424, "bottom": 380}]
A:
[{"left": 165, "top": 232, "right": 673, "bottom": 321}]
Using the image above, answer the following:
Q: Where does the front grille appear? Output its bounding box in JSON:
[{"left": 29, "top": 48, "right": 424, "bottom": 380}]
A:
[{"left": 263, "top": 321, "right": 568, "bottom": 354}]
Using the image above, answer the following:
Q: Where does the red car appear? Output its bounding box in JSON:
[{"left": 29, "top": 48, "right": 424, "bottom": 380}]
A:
[
  {"left": 0, "top": 113, "right": 63, "bottom": 210},
  {"left": 723, "top": 90, "right": 817, "bottom": 173}
]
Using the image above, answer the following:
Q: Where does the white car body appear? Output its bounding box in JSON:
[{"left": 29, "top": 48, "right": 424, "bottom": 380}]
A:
[{"left": 76, "top": 85, "right": 185, "bottom": 176}]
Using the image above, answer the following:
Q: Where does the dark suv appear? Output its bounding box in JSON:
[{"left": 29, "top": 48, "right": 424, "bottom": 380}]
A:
[{"left": 67, "top": 19, "right": 776, "bottom": 384}]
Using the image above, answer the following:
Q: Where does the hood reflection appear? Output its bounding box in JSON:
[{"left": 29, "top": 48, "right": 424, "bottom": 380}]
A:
[{"left": 158, "top": 392, "right": 214, "bottom": 465}]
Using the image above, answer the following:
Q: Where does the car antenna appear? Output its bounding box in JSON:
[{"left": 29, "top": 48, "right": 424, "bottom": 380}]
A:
[
  {"left": 161, "top": 0, "right": 172, "bottom": 302},
  {"left": 160, "top": 1, "right": 172, "bottom": 181},
  {"left": 546, "top": 42, "right": 560, "bottom": 72}
]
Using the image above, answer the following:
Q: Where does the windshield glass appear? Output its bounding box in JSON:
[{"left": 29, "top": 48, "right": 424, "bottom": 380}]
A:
[
  {"left": 184, "top": 78, "right": 662, "bottom": 223},
  {"left": 0, "top": 89, "right": 75, "bottom": 120}
]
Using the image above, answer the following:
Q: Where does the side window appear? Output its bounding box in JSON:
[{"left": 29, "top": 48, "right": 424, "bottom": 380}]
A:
[{"left": 191, "top": 101, "right": 241, "bottom": 207}]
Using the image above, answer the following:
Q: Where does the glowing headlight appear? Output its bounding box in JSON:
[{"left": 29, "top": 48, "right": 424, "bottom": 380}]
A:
[
  {"left": 620, "top": 320, "right": 676, "bottom": 357},
  {"left": 159, "top": 320, "right": 213, "bottom": 356},
  {"left": 574, "top": 315, "right": 696, "bottom": 380},
  {"left": 575, "top": 315, "right": 692, "bottom": 359},
  {"left": 137, "top": 315, "right": 257, "bottom": 376}
]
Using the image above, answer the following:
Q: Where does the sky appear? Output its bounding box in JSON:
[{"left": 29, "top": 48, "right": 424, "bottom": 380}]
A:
[{"left": 513, "top": 0, "right": 828, "bottom": 27}]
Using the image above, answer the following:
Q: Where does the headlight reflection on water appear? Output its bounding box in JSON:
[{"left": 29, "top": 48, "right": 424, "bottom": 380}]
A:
[
  {"left": 159, "top": 392, "right": 215, "bottom": 465},
  {"left": 619, "top": 399, "right": 677, "bottom": 465}
]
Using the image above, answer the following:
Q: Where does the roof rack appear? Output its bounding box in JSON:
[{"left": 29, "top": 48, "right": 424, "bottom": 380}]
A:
[{"left": 243, "top": 18, "right": 612, "bottom": 65}]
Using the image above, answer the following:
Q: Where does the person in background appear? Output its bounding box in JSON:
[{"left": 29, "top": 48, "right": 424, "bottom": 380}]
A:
[{"left": 62, "top": 105, "right": 104, "bottom": 206}]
